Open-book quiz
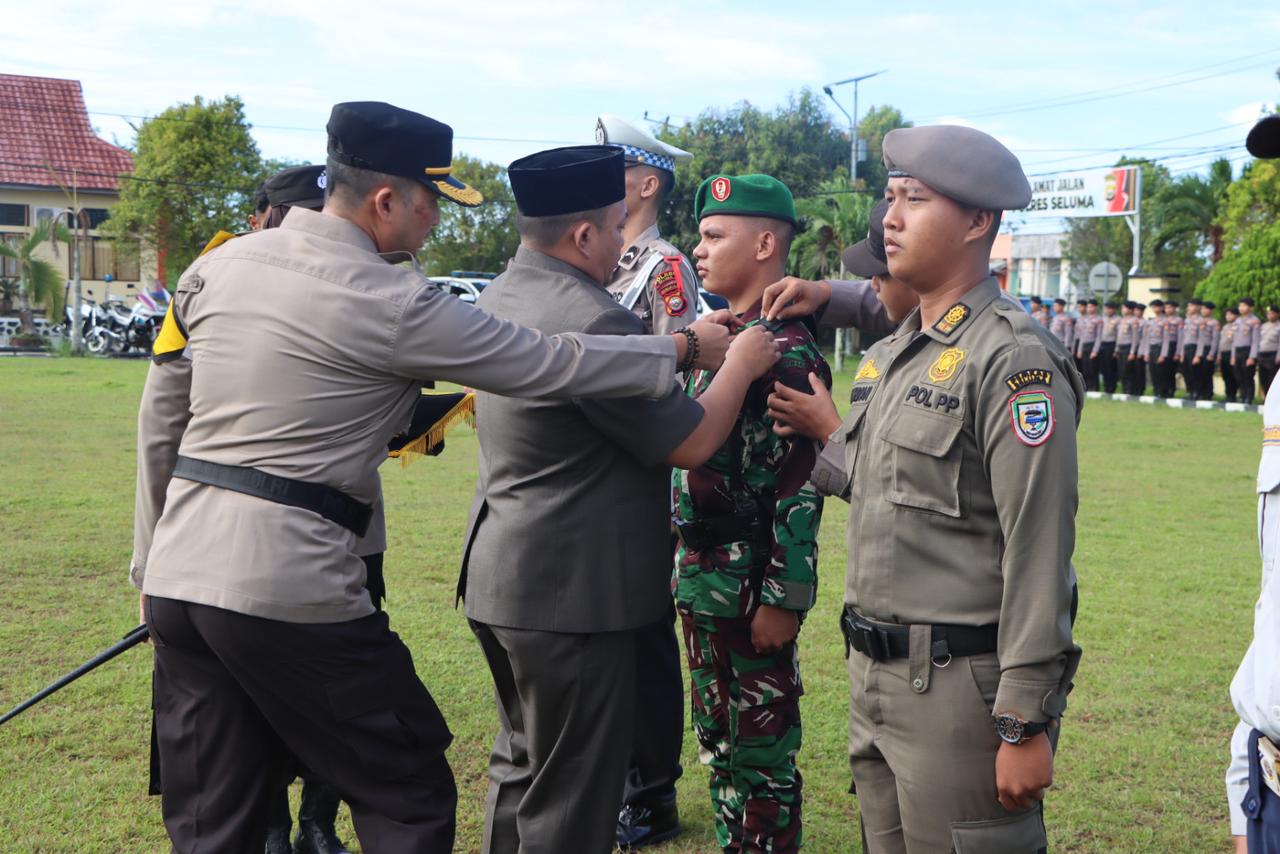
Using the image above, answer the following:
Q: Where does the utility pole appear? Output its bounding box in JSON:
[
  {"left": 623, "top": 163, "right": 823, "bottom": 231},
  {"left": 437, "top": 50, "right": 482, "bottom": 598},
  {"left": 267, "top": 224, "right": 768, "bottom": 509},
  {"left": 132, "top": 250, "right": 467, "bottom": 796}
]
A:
[
  {"left": 823, "top": 70, "right": 887, "bottom": 187},
  {"left": 823, "top": 70, "right": 887, "bottom": 372}
]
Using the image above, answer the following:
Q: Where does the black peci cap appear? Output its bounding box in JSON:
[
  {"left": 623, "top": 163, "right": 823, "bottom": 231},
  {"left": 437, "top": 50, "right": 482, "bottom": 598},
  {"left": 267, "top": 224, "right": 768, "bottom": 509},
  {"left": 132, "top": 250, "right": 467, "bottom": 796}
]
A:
[
  {"left": 507, "top": 146, "right": 625, "bottom": 218},
  {"left": 264, "top": 165, "right": 327, "bottom": 210},
  {"left": 841, "top": 198, "right": 891, "bottom": 279},
  {"left": 326, "top": 102, "right": 482, "bottom": 207},
  {"left": 253, "top": 182, "right": 270, "bottom": 213}
]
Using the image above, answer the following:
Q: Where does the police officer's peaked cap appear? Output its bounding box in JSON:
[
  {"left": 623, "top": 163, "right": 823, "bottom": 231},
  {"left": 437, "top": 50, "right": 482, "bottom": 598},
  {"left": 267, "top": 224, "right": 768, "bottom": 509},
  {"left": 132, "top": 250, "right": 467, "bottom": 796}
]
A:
[
  {"left": 507, "top": 146, "right": 625, "bottom": 218},
  {"left": 326, "top": 102, "right": 483, "bottom": 207},
  {"left": 694, "top": 174, "right": 797, "bottom": 227},
  {"left": 883, "top": 125, "right": 1032, "bottom": 211},
  {"left": 594, "top": 114, "right": 692, "bottom": 173},
  {"left": 1246, "top": 115, "right": 1280, "bottom": 159},
  {"left": 842, "top": 197, "right": 891, "bottom": 279},
  {"left": 264, "top": 165, "right": 327, "bottom": 210}
]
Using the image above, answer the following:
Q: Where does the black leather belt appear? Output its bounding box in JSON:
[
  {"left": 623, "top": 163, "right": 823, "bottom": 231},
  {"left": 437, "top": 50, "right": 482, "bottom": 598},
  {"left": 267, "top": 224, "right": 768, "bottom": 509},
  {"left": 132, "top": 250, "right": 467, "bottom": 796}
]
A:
[
  {"left": 841, "top": 607, "right": 998, "bottom": 662},
  {"left": 172, "top": 455, "right": 373, "bottom": 537}
]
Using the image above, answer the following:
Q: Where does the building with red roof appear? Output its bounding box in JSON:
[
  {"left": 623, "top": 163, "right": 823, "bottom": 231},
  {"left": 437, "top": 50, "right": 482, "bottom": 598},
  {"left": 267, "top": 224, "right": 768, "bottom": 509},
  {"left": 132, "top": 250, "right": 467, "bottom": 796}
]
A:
[{"left": 0, "top": 73, "right": 142, "bottom": 302}]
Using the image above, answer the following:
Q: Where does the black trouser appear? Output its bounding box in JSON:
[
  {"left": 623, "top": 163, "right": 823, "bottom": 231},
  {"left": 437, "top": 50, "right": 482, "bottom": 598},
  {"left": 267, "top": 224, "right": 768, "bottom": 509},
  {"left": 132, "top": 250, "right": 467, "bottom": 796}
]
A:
[
  {"left": 1195, "top": 352, "right": 1214, "bottom": 400},
  {"left": 1077, "top": 346, "right": 1098, "bottom": 392},
  {"left": 1119, "top": 347, "right": 1141, "bottom": 395},
  {"left": 1181, "top": 345, "right": 1199, "bottom": 398},
  {"left": 1236, "top": 347, "right": 1258, "bottom": 404},
  {"left": 623, "top": 604, "right": 685, "bottom": 808},
  {"left": 264, "top": 551, "right": 389, "bottom": 843},
  {"left": 1222, "top": 353, "right": 1240, "bottom": 402},
  {"left": 1261, "top": 351, "right": 1278, "bottom": 399},
  {"left": 146, "top": 597, "right": 456, "bottom": 854},
  {"left": 1098, "top": 342, "right": 1118, "bottom": 393},
  {"left": 1146, "top": 348, "right": 1166, "bottom": 397}
]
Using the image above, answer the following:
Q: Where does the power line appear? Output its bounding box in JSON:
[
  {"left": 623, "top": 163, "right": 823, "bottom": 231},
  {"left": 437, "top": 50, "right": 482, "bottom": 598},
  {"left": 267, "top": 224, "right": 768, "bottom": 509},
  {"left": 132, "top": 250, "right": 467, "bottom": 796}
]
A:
[{"left": 914, "top": 48, "right": 1280, "bottom": 123}]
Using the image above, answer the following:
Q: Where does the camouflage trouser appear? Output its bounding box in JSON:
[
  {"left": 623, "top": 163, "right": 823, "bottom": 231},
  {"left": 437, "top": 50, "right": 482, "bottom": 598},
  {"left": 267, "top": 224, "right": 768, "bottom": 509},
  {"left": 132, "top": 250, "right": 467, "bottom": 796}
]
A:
[{"left": 680, "top": 611, "right": 803, "bottom": 853}]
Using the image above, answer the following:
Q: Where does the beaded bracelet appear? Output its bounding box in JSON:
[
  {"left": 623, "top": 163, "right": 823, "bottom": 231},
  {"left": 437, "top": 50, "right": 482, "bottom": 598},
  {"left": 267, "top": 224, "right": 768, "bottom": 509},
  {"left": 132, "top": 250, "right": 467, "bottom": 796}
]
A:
[{"left": 677, "top": 327, "right": 699, "bottom": 373}]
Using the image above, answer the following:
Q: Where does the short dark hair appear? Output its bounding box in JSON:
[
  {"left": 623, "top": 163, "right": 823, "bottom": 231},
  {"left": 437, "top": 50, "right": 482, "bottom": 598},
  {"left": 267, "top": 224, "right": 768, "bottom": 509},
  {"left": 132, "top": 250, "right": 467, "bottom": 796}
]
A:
[
  {"left": 1240, "top": 296, "right": 1256, "bottom": 307},
  {"left": 325, "top": 158, "right": 421, "bottom": 208},
  {"left": 515, "top": 206, "right": 611, "bottom": 248},
  {"left": 1226, "top": 306, "right": 1239, "bottom": 316}
]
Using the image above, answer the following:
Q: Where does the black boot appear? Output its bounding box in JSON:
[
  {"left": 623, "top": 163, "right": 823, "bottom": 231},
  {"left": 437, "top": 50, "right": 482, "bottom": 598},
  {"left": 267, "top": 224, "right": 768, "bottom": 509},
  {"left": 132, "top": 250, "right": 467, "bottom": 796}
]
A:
[
  {"left": 294, "top": 778, "right": 352, "bottom": 854},
  {"left": 264, "top": 785, "right": 292, "bottom": 854}
]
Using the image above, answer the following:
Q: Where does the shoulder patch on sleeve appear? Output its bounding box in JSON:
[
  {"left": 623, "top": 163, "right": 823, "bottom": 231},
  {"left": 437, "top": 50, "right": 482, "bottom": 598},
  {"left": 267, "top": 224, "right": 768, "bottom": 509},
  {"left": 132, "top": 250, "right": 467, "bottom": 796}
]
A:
[{"left": 1009, "top": 390, "right": 1055, "bottom": 446}]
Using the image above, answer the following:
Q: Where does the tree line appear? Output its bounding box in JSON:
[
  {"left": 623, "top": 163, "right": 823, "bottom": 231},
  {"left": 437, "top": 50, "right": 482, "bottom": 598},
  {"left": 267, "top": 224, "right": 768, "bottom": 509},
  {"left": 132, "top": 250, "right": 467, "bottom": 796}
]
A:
[{"left": 100, "top": 94, "right": 1278, "bottom": 312}]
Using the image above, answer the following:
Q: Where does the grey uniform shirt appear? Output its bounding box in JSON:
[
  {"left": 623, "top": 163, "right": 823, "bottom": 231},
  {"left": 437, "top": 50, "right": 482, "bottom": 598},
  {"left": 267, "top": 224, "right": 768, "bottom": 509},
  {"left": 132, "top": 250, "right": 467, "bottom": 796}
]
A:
[
  {"left": 462, "top": 247, "right": 702, "bottom": 633},
  {"left": 606, "top": 224, "right": 699, "bottom": 336},
  {"left": 1199, "top": 317, "right": 1222, "bottom": 359},
  {"left": 835, "top": 278, "right": 1083, "bottom": 722},
  {"left": 133, "top": 208, "right": 680, "bottom": 624},
  {"left": 1261, "top": 320, "right": 1280, "bottom": 355}
]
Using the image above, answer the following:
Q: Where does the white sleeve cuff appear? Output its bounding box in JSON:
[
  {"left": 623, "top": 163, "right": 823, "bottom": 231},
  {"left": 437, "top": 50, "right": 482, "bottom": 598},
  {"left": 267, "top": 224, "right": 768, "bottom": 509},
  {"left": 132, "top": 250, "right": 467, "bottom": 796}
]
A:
[{"left": 1227, "top": 721, "right": 1253, "bottom": 836}]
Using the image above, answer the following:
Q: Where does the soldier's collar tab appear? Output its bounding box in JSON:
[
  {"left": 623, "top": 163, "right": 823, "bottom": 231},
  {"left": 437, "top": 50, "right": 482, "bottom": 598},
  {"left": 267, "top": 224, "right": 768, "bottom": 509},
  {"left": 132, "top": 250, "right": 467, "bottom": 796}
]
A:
[{"left": 924, "top": 277, "right": 1001, "bottom": 343}]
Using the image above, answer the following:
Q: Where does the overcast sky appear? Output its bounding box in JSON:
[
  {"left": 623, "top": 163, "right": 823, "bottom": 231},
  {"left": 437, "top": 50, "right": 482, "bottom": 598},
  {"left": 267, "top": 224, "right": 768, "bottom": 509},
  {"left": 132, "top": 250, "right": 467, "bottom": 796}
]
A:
[{"left": 4, "top": 0, "right": 1279, "bottom": 220}]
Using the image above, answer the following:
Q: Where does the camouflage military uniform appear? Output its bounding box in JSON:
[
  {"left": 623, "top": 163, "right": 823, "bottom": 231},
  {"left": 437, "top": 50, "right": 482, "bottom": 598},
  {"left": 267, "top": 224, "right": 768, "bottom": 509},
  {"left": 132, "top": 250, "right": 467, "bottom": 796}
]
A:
[{"left": 672, "top": 304, "right": 830, "bottom": 853}]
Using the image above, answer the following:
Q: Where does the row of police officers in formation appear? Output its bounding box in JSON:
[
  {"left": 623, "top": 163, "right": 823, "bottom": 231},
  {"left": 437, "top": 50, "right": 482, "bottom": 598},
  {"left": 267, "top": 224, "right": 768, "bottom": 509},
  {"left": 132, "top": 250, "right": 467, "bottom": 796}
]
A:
[
  {"left": 1036, "top": 295, "right": 1279, "bottom": 404},
  {"left": 118, "top": 99, "right": 1280, "bottom": 854}
]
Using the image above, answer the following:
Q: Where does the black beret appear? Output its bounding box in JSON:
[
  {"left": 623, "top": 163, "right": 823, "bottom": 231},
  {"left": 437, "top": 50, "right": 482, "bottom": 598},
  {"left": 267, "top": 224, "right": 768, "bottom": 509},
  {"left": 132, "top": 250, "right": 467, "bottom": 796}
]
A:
[
  {"left": 264, "top": 165, "right": 326, "bottom": 210},
  {"left": 326, "top": 102, "right": 482, "bottom": 207},
  {"left": 508, "top": 146, "right": 625, "bottom": 218},
  {"left": 883, "top": 125, "right": 1032, "bottom": 210},
  {"left": 842, "top": 197, "right": 891, "bottom": 278},
  {"left": 1247, "top": 115, "right": 1280, "bottom": 159}
]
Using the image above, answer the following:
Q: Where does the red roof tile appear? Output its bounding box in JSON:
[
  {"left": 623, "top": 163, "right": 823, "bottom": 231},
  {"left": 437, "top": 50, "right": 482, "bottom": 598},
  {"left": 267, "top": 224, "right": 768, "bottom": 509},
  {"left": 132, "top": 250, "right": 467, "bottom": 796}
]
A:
[{"left": 0, "top": 74, "right": 134, "bottom": 192}]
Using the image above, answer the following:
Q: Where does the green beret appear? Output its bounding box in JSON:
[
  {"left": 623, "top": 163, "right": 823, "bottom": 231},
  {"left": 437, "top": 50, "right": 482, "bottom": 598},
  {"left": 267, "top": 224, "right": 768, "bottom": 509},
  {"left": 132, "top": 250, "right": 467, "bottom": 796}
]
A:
[
  {"left": 883, "top": 125, "right": 1032, "bottom": 211},
  {"left": 693, "top": 174, "right": 797, "bottom": 227}
]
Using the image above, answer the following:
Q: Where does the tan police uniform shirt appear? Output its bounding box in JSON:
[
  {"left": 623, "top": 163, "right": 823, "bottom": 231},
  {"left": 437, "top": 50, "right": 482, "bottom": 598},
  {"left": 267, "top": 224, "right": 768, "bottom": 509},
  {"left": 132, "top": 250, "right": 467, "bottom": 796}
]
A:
[
  {"left": 607, "top": 224, "right": 699, "bottom": 336},
  {"left": 132, "top": 208, "right": 680, "bottom": 624},
  {"left": 835, "top": 277, "right": 1083, "bottom": 722}
]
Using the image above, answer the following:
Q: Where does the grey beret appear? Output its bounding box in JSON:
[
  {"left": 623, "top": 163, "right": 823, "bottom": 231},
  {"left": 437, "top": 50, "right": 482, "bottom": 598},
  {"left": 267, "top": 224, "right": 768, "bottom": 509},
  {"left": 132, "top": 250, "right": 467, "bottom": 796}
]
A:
[
  {"left": 882, "top": 125, "right": 1032, "bottom": 211},
  {"left": 1247, "top": 115, "right": 1280, "bottom": 159}
]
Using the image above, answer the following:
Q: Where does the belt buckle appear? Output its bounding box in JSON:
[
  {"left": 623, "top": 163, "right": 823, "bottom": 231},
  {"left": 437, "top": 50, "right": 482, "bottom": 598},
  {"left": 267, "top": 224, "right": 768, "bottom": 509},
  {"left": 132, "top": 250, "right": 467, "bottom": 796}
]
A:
[
  {"left": 1261, "top": 736, "right": 1280, "bottom": 798},
  {"left": 849, "top": 615, "right": 891, "bottom": 661}
]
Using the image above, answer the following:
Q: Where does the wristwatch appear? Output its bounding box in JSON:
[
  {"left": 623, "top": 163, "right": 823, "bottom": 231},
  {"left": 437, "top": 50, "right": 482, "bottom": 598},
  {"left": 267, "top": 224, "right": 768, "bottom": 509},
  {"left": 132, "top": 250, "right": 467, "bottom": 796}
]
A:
[{"left": 994, "top": 714, "right": 1050, "bottom": 745}]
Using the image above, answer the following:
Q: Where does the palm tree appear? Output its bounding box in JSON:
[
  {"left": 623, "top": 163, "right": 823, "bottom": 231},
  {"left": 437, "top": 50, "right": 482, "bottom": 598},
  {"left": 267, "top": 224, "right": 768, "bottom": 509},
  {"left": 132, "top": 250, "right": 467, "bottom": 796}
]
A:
[
  {"left": 1152, "top": 158, "right": 1233, "bottom": 264},
  {"left": 0, "top": 221, "right": 71, "bottom": 338},
  {"left": 789, "top": 176, "right": 874, "bottom": 280}
]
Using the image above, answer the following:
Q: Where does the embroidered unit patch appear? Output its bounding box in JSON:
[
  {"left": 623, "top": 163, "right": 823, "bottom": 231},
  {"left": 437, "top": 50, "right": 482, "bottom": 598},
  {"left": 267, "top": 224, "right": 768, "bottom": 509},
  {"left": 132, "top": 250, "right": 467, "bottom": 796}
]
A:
[{"left": 1009, "top": 391, "right": 1055, "bottom": 447}]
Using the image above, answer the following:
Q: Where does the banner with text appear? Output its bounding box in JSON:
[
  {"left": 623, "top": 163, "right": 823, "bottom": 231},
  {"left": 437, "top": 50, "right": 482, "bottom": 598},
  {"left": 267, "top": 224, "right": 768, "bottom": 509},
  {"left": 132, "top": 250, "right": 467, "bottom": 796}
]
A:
[{"left": 1021, "top": 166, "right": 1139, "bottom": 219}]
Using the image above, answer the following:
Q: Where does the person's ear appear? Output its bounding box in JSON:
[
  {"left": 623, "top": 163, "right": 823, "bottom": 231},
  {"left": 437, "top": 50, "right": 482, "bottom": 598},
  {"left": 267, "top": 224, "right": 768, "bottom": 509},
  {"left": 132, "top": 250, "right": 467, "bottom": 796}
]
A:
[
  {"left": 964, "top": 209, "right": 996, "bottom": 245},
  {"left": 639, "top": 173, "right": 660, "bottom": 201},
  {"left": 373, "top": 186, "right": 396, "bottom": 222},
  {"left": 756, "top": 229, "right": 777, "bottom": 262},
  {"left": 570, "top": 220, "right": 594, "bottom": 259}
]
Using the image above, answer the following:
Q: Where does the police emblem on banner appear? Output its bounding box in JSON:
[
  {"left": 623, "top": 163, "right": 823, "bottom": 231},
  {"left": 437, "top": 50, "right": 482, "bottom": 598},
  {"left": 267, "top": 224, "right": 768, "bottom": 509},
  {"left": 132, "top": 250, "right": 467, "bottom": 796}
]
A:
[{"left": 1009, "top": 391, "right": 1054, "bottom": 446}]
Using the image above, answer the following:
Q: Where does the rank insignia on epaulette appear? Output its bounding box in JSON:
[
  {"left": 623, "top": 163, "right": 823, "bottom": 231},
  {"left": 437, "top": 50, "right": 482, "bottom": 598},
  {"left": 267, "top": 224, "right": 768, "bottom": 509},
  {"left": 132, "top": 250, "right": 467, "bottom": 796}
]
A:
[
  {"left": 855, "top": 358, "right": 881, "bottom": 381},
  {"left": 933, "top": 303, "right": 971, "bottom": 336},
  {"left": 927, "top": 348, "right": 966, "bottom": 383},
  {"left": 1004, "top": 368, "right": 1053, "bottom": 391}
]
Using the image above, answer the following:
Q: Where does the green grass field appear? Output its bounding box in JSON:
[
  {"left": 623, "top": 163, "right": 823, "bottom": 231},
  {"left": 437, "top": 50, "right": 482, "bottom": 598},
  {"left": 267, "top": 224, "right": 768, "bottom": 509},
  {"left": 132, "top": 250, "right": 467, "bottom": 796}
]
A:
[{"left": 0, "top": 357, "right": 1262, "bottom": 852}]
